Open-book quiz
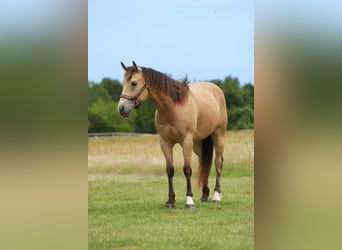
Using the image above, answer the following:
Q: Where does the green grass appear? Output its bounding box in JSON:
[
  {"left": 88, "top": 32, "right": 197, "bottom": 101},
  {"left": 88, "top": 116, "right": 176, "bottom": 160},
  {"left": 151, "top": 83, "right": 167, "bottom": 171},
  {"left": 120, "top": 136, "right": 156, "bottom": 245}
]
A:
[{"left": 89, "top": 130, "right": 254, "bottom": 249}]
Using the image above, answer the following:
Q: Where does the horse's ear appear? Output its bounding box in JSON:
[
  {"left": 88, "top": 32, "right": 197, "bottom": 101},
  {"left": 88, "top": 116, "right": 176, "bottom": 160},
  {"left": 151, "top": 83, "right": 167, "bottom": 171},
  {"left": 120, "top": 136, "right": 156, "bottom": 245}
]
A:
[
  {"left": 121, "top": 62, "right": 127, "bottom": 71},
  {"left": 132, "top": 61, "right": 142, "bottom": 72}
]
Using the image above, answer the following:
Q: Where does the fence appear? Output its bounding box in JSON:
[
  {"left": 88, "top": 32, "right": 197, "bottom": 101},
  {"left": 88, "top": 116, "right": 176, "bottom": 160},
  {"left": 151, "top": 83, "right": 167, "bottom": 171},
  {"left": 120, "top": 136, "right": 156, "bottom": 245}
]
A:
[{"left": 88, "top": 132, "right": 156, "bottom": 138}]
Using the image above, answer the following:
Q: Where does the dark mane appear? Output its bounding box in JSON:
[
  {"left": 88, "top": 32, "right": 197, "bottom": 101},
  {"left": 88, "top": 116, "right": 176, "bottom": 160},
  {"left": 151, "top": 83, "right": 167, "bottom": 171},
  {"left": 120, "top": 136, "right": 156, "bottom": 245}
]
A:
[{"left": 142, "top": 67, "right": 189, "bottom": 104}]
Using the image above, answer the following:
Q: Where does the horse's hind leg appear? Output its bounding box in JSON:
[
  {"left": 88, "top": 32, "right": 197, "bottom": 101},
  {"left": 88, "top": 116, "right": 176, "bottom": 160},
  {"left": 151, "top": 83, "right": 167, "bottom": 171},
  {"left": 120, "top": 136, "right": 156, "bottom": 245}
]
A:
[
  {"left": 212, "top": 132, "right": 225, "bottom": 202},
  {"left": 193, "top": 141, "right": 210, "bottom": 202}
]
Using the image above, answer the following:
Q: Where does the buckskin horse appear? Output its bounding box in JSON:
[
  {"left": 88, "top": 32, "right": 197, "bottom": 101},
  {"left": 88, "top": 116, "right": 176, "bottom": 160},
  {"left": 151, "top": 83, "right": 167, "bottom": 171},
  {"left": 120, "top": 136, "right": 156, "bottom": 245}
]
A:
[{"left": 118, "top": 61, "right": 227, "bottom": 209}]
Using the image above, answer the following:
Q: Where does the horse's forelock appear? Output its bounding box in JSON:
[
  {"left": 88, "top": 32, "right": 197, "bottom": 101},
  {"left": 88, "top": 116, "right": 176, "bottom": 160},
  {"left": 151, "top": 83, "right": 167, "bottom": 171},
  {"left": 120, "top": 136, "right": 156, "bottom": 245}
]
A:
[{"left": 123, "top": 67, "right": 136, "bottom": 81}]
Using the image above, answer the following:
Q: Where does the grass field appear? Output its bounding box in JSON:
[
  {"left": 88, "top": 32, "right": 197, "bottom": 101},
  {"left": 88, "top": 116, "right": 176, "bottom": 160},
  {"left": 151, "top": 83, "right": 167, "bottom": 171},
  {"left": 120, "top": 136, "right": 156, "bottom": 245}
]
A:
[{"left": 88, "top": 130, "right": 254, "bottom": 249}]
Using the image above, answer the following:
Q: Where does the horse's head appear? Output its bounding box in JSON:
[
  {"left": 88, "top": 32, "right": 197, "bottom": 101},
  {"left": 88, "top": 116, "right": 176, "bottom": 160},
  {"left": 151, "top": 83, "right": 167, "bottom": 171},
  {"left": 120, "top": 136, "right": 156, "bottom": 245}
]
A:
[{"left": 118, "top": 61, "right": 149, "bottom": 117}]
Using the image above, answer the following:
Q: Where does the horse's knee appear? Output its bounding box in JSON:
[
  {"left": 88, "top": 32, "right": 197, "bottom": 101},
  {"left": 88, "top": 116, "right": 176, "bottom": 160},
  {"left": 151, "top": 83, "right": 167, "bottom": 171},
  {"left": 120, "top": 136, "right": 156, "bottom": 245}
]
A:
[{"left": 166, "top": 165, "right": 174, "bottom": 177}]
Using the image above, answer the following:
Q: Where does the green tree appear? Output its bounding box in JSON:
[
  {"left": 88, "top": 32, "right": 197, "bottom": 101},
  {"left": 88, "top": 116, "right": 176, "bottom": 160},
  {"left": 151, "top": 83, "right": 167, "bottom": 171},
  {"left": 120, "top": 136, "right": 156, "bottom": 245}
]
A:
[
  {"left": 242, "top": 83, "right": 254, "bottom": 109},
  {"left": 88, "top": 98, "right": 136, "bottom": 132},
  {"left": 221, "top": 76, "right": 244, "bottom": 109},
  {"left": 228, "top": 106, "right": 254, "bottom": 130},
  {"left": 100, "top": 78, "right": 122, "bottom": 101},
  {"left": 212, "top": 77, "right": 254, "bottom": 130},
  {"left": 88, "top": 82, "right": 111, "bottom": 105}
]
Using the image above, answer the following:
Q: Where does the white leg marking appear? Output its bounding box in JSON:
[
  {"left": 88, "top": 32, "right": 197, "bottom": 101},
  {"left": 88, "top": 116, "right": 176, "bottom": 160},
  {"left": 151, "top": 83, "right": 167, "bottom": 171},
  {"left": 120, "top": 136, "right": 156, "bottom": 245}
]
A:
[
  {"left": 212, "top": 191, "right": 222, "bottom": 202},
  {"left": 186, "top": 196, "right": 195, "bottom": 206}
]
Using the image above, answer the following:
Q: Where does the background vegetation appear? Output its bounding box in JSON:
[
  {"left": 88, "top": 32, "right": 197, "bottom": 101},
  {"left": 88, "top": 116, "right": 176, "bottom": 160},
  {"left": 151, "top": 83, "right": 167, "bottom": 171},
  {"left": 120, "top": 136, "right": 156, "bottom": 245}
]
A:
[{"left": 88, "top": 76, "right": 254, "bottom": 133}]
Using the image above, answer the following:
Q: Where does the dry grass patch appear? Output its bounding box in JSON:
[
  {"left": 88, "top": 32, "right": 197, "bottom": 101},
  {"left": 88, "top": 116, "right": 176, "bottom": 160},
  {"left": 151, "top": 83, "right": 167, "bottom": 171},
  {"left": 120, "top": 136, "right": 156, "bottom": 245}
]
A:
[{"left": 88, "top": 130, "right": 254, "bottom": 178}]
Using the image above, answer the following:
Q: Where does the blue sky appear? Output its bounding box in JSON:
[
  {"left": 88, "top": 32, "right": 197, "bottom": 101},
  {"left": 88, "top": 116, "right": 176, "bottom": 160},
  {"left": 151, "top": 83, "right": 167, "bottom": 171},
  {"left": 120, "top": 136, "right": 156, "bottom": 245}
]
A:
[{"left": 88, "top": 0, "right": 254, "bottom": 85}]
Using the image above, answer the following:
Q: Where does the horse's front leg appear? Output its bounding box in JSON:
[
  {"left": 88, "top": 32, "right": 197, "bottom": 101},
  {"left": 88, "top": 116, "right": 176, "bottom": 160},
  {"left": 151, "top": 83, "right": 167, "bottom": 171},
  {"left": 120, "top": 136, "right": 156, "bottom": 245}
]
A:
[
  {"left": 159, "top": 137, "right": 175, "bottom": 208},
  {"left": 182, "top": 134, "right": 195, "bottom": 209}
]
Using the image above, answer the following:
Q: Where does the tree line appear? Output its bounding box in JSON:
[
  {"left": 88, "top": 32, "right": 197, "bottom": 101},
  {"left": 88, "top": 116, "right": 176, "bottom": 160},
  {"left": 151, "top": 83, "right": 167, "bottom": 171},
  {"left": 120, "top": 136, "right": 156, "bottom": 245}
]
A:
[{"left": 88, "top": 76, "right": 254, "bottom": 133}]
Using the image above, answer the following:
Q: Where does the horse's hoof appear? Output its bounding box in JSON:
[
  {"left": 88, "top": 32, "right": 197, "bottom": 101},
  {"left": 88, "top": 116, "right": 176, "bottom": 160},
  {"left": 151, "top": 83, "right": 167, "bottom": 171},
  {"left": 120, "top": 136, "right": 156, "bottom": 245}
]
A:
[
  {"left": 165, "top": 203, "right": 174, "bottom": 209},
  {"left": 201, "top": 197, "right": 209, "bottom": 202},
  {"left": 185, "top": 204, "right": 196, "bottom": 210},
  {"left": 212, "top": 191, "right": 222, "bottom": 202},
  {"left": 185, "top": 196, "right": 195, "bottom": 209}
]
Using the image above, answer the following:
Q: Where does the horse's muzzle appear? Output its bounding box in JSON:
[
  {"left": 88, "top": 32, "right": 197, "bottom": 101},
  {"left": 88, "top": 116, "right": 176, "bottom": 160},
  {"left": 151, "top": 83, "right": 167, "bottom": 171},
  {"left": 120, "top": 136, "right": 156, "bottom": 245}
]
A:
[{"left": 118, "top": 104, "right": 131, "bottom": 117}]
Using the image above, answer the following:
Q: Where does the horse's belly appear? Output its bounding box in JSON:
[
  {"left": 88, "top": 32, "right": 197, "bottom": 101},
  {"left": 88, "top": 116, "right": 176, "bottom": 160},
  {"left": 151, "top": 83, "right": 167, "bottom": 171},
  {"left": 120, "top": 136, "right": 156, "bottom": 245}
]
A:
[
  {"left": 194, "top": 117, "right": 219, "bottom": 140},
  {"left": 194, "top": 99, "right": 221, "bottom": 138}
]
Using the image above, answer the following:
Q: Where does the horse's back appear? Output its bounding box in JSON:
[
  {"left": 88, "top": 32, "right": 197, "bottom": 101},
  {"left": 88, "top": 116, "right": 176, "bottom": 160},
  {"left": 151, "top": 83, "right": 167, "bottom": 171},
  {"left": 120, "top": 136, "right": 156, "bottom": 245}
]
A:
[{"left": 189, "top": 82, "right": 226, "bottom": 113}]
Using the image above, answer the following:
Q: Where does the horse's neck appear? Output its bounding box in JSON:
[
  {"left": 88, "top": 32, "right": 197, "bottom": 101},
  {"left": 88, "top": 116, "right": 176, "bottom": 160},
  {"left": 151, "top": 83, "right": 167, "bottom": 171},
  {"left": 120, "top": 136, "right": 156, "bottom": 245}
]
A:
[{"left": 149, "top": 91, "right": 178, "bottom": 121}]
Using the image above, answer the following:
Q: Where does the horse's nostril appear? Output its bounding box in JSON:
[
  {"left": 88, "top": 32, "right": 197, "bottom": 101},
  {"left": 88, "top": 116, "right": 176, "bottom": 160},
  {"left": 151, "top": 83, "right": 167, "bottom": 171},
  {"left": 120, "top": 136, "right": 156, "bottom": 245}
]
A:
[{"left": 119, "top": 106, "right": 124, "bottom": 113}]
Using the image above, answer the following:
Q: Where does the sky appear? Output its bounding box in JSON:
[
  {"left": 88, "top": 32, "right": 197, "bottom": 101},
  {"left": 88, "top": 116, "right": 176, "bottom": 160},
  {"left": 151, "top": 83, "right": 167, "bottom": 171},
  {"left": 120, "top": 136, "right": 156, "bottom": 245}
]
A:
[{"left": 88, "top": 0, "right": 254, "bottom": 85}]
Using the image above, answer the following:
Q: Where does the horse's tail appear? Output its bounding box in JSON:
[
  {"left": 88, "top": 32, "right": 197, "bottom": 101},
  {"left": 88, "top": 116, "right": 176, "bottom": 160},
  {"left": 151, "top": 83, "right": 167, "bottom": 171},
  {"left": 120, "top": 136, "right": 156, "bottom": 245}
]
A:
[{"left": 198, "top": 136, "right": 214, "bottom": 188}]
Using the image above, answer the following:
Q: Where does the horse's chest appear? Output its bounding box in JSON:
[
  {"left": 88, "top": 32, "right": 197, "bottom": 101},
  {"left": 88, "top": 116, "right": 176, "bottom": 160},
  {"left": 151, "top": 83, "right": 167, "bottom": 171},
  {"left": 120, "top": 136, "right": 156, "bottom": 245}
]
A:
[
  {"left": 156, "top": 122, "right": 187, "bottom": 143},
  {"left": 155, "top": 109, "right": 196, "bottom": 143}
]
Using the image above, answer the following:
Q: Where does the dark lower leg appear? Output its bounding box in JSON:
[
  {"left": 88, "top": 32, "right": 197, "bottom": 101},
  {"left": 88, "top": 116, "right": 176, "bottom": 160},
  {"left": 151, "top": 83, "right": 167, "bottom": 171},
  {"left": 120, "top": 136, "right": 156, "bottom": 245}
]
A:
[
  {"left": 183, "top": 166, "right": 193, "bottom": 197},
  {"left": 214, "top": 175, "right": 221, "bottom": 193},
  {"left": 201, "top": 185, "right": 210, "bottom": 202},
  {"left": 166, "top": 165, "right": 175, "bottom": 207}
]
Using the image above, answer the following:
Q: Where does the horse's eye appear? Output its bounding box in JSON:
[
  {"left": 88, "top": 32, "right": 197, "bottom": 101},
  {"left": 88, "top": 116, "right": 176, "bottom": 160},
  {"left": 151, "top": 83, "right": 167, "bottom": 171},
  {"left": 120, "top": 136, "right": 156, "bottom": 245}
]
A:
[{"left": 131, "top": 81, "right": 137, "bottom": 87}]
